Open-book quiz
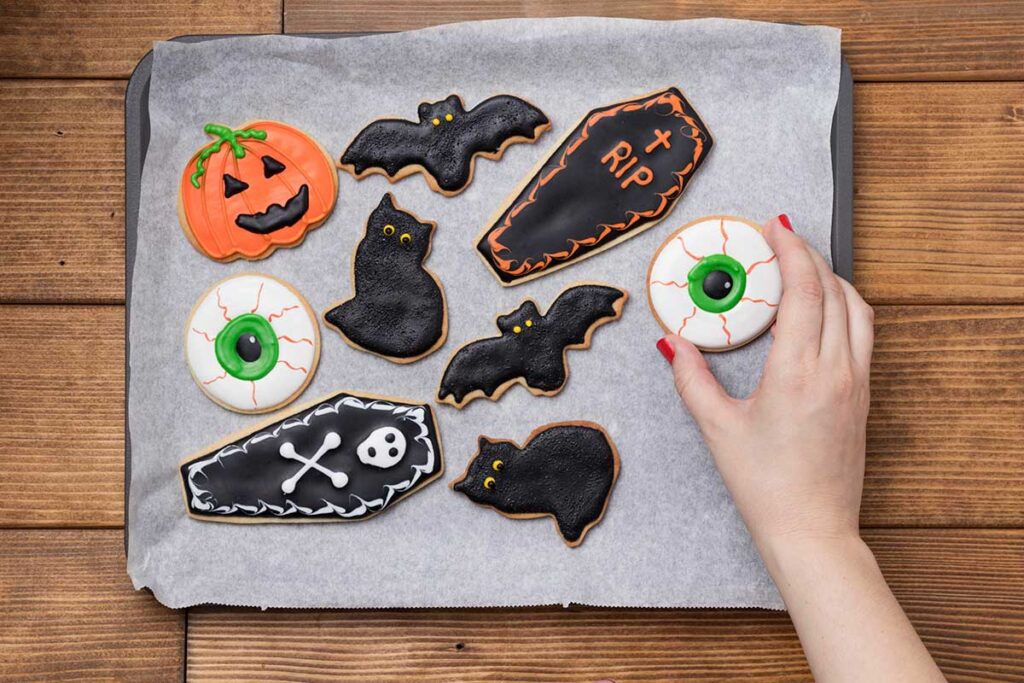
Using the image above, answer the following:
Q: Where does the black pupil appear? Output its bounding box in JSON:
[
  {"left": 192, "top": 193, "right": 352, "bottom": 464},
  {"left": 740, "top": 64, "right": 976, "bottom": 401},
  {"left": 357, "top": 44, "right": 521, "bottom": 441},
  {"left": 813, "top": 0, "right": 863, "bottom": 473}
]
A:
[
  {"left": 702, "top": 270, "right": 733, "bottom": 300},
  {"left": 235, "top": 334, "right": 262, "bottom": 363}
]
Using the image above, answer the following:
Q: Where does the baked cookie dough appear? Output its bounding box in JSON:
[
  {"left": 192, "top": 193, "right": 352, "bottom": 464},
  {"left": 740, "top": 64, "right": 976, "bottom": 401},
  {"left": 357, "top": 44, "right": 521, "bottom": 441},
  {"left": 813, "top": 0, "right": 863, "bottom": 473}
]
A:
[
  {"left": 648, "top": 216, "right": 782, "bottom": 351},
  {"left": 185, "top": 273, "right": 319, "bottom": 413}
]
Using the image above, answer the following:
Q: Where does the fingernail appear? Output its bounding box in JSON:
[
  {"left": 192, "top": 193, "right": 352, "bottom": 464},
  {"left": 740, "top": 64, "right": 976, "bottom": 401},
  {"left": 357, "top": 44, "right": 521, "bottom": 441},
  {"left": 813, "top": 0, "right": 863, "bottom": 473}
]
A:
[
  {"left": 777, "top": 214, "right": 793, "bottom": 231},
  {"left": 656, "top": 337, "right": 675, "bottom": 363}
]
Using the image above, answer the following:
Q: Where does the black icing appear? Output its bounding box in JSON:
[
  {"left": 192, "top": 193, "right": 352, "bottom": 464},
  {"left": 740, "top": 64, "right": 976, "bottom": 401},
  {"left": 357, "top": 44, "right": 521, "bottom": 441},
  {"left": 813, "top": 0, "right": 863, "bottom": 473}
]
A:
[
  {"left": 180, "top": 391, "right": 442, "bottom": 520},
  {"left": 262, "top": 155, "right": 286, "bottom": 178},
  {"left": 340, "top": 94, "right": 549, "bottom": 193},
  {"left": 324, "top": 194, "right": 446, "bottom": 361},
  {"left": 453, "top": 424, "right": 618, "bottom": 545},
  {"left": 222, "top": 173, "right": 249, "bottom": 198},
  {"left": 477, "top": 87, "right": 713, "bottom": 283},
  {"left": 437, "top": 284, "right": 626, "bottom": 406},
  {"left": 702, "top": 270, "right": 733, "bottom": 299},
  {"left": 235, "top": 184, "right": 309, "bottom": 234},
  {"left": 235, "top": 333, "right": 262, "bottom": 363}
]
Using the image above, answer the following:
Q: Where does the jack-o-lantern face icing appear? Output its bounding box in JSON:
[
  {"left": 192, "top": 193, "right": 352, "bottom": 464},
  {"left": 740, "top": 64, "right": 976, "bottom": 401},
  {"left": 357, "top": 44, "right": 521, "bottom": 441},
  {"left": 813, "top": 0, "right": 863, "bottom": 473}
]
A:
[{"left": 178, "top": 121, "right": 338, "bottom": 262}]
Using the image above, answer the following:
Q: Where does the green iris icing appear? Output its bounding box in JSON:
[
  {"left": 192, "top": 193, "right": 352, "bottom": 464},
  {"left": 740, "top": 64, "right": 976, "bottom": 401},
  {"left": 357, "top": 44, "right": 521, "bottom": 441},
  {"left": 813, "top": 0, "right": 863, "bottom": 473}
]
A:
[
  {"left": 189, "top": 123, "right": 268, "bottom": 189},
  {"left": 688, "top": 253, "right": 747, "bottom": 314},
  {"left": 214, "top": 313, "right": 279, "bottom": 381}
]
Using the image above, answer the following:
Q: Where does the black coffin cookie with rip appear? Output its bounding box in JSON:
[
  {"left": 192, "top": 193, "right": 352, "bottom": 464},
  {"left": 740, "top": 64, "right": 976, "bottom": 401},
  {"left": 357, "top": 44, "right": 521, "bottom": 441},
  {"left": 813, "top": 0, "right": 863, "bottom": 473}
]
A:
[{"left": 180, "top": 391, "right": 443, "bottom": 521}]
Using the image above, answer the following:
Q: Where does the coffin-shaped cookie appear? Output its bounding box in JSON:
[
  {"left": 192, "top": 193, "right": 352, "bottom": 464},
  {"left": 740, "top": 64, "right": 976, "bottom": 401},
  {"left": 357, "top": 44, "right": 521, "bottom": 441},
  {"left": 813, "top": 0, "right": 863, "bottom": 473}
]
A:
[
  {"left": 477, "top": 88, "right": 712, "bottom": 285},
  {"left": 180, "top": 392, "right": 443, "bottom": 522}
]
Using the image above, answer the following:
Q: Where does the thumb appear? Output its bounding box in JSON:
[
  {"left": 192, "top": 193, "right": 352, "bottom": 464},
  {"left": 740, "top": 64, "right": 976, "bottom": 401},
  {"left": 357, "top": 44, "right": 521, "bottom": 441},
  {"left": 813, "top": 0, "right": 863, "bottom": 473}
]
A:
[{"left": 657, "top": 335, "right": 734, "bottom": 429}]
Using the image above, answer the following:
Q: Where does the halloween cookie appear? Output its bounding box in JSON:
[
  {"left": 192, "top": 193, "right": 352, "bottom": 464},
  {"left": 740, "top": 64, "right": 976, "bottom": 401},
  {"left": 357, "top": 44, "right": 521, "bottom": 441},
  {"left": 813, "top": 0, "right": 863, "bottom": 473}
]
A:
[
  {"left": 648, "top": 216, "right": 782, "bottom": 351},
  {"left": 452, "top": 422, "right": 619, "bottom": 547},
  {"left": 180, "top": 391, "right": 443, "bottom": 522},
  {"left": 323, "top": 194, "right": 447, "bottom": 364},
  {"left": 437, "top": 284, "right": 627, "bottom": 409},
  {"left": 339, "top": 94, "right": 550, "bottom": 196},
  {"left": 179, "top": 121, "right": 338, "bottom": 261},
  {"left": 477, "top": 88, "right": 712, "bottom": 285},
  {"left": 185, "top": 273, "right": 319, "bottom": 413}
]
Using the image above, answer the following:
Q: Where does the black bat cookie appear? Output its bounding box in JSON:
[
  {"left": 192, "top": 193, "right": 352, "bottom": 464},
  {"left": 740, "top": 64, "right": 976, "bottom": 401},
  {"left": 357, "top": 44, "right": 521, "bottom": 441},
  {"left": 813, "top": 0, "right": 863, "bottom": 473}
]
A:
[
  {"left": 437, "top": 283, "right": 627, "bottom": 408},
  {"left": 323, "top": 193, "right": 447, "bottom": 363},
  {"left": 339, "top": 94, "right": 551, "bottom": 196},
  {"left": 452, "top": 422, "right": 620, "bottom": 547}
]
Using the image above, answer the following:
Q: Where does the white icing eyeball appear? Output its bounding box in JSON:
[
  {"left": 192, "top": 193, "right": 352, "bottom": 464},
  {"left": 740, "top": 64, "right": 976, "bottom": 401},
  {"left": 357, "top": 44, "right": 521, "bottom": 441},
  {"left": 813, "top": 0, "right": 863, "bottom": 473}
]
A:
[
  {"left": 647, "top": 216, "right": 782, "bottom": 351},
  {"left": 185, "top": 273, "right": 320, "bottom": 413}
]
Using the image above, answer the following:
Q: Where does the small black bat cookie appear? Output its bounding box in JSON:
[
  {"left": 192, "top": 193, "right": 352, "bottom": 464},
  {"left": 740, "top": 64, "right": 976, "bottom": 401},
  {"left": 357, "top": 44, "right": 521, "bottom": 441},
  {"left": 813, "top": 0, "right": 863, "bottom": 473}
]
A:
[
  {"left": 323, "top": 193, "right": 447, "bottom": 363},
  {"left": 339, "top": 94, "right": 551, "bottom": 196},
  {"left": 452, "top": 422, "right": 620, "bottom": 547},
  {"left": 180, "top": 391, "right": 444, "bottom": 522},
  {"left": 437, "top": 283, "right": 627, "bottom": 408}
]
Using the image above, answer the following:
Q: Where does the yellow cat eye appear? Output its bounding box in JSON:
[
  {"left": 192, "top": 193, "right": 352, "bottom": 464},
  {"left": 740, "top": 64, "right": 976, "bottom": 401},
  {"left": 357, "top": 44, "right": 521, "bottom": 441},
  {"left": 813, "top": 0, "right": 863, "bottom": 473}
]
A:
[
  {"left": 445, "top": 113, "right": 454, "bottom": 122},
  {"left": 431, "top": 117, "right": 441, "bottom": 126},
  {"left": 399, "top": 233, "right": 412, "bottom": 245},
  {"left": 483, "top": 476, "right": 496, "bottom": 490},
  {"left": 525, "top": 319, "right": 533, "bottom": 327},
  {"left": 383, "top": 224, "right": 395, "bottom": 236},
  {"left": 492, "top": 459, "right": 504, "bottom": 472},
  {"left": 512, "top": 325, "right": 522, "bottom": 334}
]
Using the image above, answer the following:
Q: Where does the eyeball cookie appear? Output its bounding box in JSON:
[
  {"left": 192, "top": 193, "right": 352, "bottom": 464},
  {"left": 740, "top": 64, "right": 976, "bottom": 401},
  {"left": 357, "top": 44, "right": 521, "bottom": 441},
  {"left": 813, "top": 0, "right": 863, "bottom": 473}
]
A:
[
  {"left": 647, "top": 216, "right": 782, "bottom": 351},
  {"left": 186, "top": 273, "right": 320, "bottom": 413}
]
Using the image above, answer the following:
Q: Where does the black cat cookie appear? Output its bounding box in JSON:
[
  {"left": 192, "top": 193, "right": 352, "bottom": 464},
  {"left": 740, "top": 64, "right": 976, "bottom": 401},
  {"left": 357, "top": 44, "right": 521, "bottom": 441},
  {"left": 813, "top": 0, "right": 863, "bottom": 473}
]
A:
[
  {"left": 323, "top": 193, "right": 447, "bottom": 364},
  {"left": 180, "top": 390, "right": 444, "bottom": 522},
  {"left": 452, "top": 422, "right": 620, "bottom": 547},
  {"left": 477, "top": 87, "right": 713, "bottom": 285},
  {"left": 437, "top": 283, "right": 627, "bottom": 408},
  {"left": 339, "top": 94, "right": 551, "bottom": 196}
]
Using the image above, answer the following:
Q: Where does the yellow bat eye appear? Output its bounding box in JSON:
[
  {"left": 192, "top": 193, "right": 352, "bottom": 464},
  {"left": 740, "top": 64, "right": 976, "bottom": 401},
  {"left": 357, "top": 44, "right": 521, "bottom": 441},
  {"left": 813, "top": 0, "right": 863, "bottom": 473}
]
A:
[
  {"left": 483, "top": 476, "right": 496, "bottom": 490},
  {"left": 383, "top": 224, "right": 395, "bottom": 236},
  {"left": 445, "top": 113, "right": 454, "bottom": 122},
  {"left": 399, "top": 233, "right": 412, "bottom": 246},
  {"left": 492, "top": 459, "right": 504, "bottom": 471},
  {"left": 525, "top": 319, "right": 533, "bottom": 328},
  {"left": 431, "top": 117, "right": 441, "bottom": 126},
  {"left": 512, "top": 325, "right": 522, "bottom": 334}
]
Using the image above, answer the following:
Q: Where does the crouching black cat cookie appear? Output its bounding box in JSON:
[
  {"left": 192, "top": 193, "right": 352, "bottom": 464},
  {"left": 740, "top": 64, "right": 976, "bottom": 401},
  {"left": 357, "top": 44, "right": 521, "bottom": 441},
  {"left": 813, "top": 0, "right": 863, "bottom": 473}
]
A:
[
  {"left": 452, "top": 422, "right": 620, "bottom": 547},
  {"left": 323, "top": 194, "right": 447, "bottom": 363}
]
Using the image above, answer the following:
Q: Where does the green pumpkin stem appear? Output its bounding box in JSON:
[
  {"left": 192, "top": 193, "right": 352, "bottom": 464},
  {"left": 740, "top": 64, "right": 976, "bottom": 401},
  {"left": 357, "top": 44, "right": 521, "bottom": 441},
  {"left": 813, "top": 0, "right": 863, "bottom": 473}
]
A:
[{"left": 189, "top": 124, "right": 268, "bottom": 188}]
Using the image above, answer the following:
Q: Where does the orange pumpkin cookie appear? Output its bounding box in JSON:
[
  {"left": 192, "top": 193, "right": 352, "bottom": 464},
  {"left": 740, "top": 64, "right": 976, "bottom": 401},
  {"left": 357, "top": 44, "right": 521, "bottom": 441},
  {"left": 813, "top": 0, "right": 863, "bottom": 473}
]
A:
[{"left": 178, "top": 121, "right": 338, "bottom": 262}]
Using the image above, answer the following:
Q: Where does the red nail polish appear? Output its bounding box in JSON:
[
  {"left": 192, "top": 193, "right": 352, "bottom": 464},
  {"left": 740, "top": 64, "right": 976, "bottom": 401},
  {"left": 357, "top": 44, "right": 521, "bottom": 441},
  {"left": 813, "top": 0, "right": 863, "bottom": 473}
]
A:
[
  {"left": 777, "top": 214, "right": 793, "bottom": 231},
  {"left": 656, "top": 337, "right": 675, "bottom": 363}
]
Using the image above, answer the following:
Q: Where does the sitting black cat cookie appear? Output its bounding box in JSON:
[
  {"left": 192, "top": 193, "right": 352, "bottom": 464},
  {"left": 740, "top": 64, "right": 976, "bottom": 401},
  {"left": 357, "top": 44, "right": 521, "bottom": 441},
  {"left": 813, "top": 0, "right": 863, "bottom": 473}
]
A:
[
  {"left": 339, "top": 94, "right": 551, "bottom": 196},
  {"left": 324, "top": 193, "right": 447, "bottom": 363},
  {"left": 437, "top": 283, "right": 627, "bottom": 408},
  {"left": 452, "top": 422, "right": 620, "bottom": 547}
]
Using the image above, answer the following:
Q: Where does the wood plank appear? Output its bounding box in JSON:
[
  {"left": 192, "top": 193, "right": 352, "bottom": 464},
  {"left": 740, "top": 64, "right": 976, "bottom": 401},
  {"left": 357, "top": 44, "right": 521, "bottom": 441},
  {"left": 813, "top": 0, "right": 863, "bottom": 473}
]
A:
[
  {"left": 283, "top": 0, "right": 1024, "bottom": 81},
  {"left": 0, "top": 0, "right": 282, "bottom": 78},
  {"left": 0, "top": 529, "right": 184, "bottom": 682},
  {"left": 2, "top": 80, "right": 1022, "bottom": 305},
  {"left": 1, "top": 304, "right": 1021, "bottom": 528},
  {"left": 0, "top": 80, "right": 126, "bottom": 304},
  {"left": 186, "top": 529, "right": 1024, "bottom": 682}
]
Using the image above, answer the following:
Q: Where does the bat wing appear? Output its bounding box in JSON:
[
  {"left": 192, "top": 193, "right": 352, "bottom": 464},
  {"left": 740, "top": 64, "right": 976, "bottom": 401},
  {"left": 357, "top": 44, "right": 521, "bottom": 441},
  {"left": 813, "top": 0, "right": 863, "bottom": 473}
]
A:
[
  {"left": 544, "top": 284, "right": 627, "bottom": 349},
  {"left": 461, "top": 95, "right": 549, "bottom": 157},
  {"left": 438, "top": 335, "right": 526, "bottom": 406},
  {"left": 340, "top": 118, "right": 431, "bottom": 178}
]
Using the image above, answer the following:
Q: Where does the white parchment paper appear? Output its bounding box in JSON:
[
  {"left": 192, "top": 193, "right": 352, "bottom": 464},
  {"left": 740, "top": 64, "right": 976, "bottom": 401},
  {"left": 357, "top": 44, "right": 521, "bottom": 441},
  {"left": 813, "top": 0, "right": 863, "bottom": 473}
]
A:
[{"left": 128, "top": 17, "right": 840, "bottom": 609}]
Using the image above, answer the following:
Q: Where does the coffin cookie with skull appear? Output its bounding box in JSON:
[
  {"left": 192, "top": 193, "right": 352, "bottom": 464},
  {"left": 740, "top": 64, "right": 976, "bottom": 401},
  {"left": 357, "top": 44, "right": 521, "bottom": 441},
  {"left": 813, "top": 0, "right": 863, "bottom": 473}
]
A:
[{"left": 180, "top": 391, "right": 443, "bottom": 522}]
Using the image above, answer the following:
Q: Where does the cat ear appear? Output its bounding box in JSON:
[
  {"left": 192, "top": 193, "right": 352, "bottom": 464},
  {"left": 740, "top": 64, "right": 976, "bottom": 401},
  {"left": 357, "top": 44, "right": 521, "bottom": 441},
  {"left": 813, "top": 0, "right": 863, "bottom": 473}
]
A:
[
  {"left": 378, "top": 193, "right": 396, "bottom": 211},
  {"left": 477, "top": 436, "right": 492, "bottom": 452},
  {"left": 417, "top": 102, "right": 432, "bottom": 121}
]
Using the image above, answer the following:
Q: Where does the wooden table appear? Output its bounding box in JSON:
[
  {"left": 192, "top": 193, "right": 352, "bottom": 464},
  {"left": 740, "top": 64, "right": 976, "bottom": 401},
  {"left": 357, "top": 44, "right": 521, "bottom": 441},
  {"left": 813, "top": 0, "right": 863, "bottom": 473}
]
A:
[{"left": 1, "top": 1, "right": 1022, "bottom": 680}]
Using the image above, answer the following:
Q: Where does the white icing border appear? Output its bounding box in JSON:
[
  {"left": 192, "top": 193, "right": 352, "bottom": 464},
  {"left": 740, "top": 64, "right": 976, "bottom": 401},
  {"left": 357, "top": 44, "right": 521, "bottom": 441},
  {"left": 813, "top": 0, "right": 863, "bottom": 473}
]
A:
[{"left": 185, "top": 396, "right": 437, "bottom": 518}]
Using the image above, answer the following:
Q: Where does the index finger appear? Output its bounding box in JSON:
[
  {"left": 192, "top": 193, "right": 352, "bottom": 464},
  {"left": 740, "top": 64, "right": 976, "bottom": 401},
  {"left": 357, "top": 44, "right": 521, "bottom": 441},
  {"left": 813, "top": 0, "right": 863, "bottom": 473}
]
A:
[{"left": 763, "top": 216, "right": 824, "bottom": 363}]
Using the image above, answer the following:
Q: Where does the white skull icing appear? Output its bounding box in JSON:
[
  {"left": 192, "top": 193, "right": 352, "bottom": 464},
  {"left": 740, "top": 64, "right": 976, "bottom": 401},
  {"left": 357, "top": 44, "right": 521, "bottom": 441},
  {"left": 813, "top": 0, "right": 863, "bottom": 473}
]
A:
[{"left": 356, "top": 427, "right": 407, "bottom": 468}]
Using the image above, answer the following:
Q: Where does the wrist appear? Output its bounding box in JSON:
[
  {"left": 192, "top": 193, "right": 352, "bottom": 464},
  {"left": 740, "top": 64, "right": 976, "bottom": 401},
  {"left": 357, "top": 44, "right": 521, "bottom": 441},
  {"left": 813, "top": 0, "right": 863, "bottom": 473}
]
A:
[{"left": 758, "top": 531, "right": 872, "bottom": 587}]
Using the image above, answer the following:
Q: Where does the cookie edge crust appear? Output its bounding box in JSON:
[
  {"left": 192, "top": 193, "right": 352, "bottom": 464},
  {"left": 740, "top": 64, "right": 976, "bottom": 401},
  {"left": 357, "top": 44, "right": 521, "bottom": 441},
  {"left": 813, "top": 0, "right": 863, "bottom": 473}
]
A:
[
  {"left": 473, "top": 87, "right": 713, "bottom": 287},
  {"left": 321, "top": 195, "right": 449, "bottom": 365},
  {"left": 646, "top": 214, "right": 776, "bottom": 353},
  {"left": 183, "top": 272, "right": 322, "bottom": 415},
  {"left": 178, "top": 389, "right": 446, "bottom": 524},
  {"left": 177, "top": 120, "right": 340, "bottom": 263},
  {"left": 449, "top": 420, "right": 620, "bottom": 548},
  {"left": 337, "top": 93, "right": 552, "bottom": 198},
  {"left": 434, "top": 282, "right": 628, "bottom": 409}
]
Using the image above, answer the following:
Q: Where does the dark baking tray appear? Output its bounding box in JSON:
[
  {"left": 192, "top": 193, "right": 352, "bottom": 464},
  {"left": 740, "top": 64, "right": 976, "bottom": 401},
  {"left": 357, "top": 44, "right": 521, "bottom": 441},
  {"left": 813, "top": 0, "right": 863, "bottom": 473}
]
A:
[{"left": 123, "top": 33, "right": 854, "bottom": 552}]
